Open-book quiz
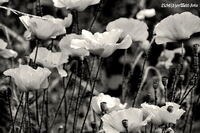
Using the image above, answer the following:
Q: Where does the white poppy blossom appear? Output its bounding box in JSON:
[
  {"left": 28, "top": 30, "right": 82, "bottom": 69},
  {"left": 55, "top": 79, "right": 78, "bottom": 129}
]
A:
[
  {"left": 91, "top": 93, "right": 127, "bottom": 115},
  {"left": 141, "top": 102, "right": 185, "bottom": 125},
  {"left": 52, "top": 0, "right": 100, "bottom": 11},
  {"left": 29, "top": 47, "right": 68, "bottom": 77},
  {"left": 102, "top": 108, "right": 151, "bottom": 133},
  {"left": 3, "top": 65, "right": 51, "bottom": 91},
  {"left": 155, "top": 12, "right": 200, "bottom": 44},
  {"left": 81, "top": 29, "right": 132, "bottom": 57},
  {"left": 19, "top": 14, "right": 72, "bottom": 40}
]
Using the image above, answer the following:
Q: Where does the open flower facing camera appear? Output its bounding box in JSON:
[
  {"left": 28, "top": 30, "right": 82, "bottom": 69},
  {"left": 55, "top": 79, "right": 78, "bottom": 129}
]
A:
[
  {"left": 19, "top": 14, "right": 72, "bottom": 40},
  {"left": 141, "top": 102, "right": 185, "bottom": 125},
  {"left": 3, "top": 65, "right": 51, "bottom": 91},
  {"left": 155, "top": 12, "right": 200, "bottom": 44},
  {"left": 52, "top": 0, "right": 100, "bottom": 11},
  {"left": 91, "top": 93, "right": 127, "bottom": 115},
  {"left": 0, "top": 39, "right": 18, "bottom": 58},
  {"left": 101, "top": 108, "right": 151, "bottom": 133},
  {"left": 29, "top": 47, "right": 69, "bottom": 77}
]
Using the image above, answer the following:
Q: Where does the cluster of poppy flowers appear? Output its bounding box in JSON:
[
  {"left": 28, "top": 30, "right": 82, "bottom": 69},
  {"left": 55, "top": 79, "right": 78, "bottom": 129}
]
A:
[
  {"left": 1, "top": 0, "right": 200, "bottom": 132},
  {"left": 91, "top": 93, "right": 185, "bottom": 133}
]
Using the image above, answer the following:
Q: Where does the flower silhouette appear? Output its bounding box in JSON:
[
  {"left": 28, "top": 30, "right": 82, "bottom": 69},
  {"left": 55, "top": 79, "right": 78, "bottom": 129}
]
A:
[
  {"left": 52, "top": 0, "right": 100, "bottom": 11},
  {"left": 155, "top": 12, "right": 200, "bottom": 44},
  {"left": 101, "top": 108, "right": 151, "bottom": 133},
  {"left": 81, "top": 29, "right": 132, "bottom": 57},
  {"left": 91, "top": 93, "right": 127, "bottom": 115},
  {"left": 0, "top": 39, "right": 18, "bottom": 58},
  {"left": 19, "top": 14, "right": 72, "bottom": 40},
  {"left": 3, "top": 65, "right": 51, "bottom": 91},
  {"left": 29, "top": 47, "right": 68, "bottom": 77},
  {"left": 106, "top": 18, "right": 149, "bottom": 43}
]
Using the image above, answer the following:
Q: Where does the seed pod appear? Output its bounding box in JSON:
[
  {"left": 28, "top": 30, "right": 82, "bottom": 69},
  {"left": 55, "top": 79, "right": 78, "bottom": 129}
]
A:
[
  {"left": 100, "top": 102, "right": 108, "bottom": 115},
  {"left": 162, "top": 76, "right": 168, "bottom": 87},
  {"left": 122, "top": 119, "right": 128, "bottom": 131}
]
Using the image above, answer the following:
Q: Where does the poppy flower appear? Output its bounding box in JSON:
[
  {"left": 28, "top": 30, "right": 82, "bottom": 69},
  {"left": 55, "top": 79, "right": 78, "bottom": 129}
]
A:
[
  {"left": 141, "top": 102, "right": 163, "bottom": 125},
  {"left": 3, "top": 65, "right": 51, "bottom": 91},
  {"left": 91, "top": 93, "right": 127, "bottom": 115},
  {"left": 59, "top": 34, "right": 90, "bottom": 58},
  {"left": 52, "top": 0, "right": 100, "bottom": 11},
  {"left": 136, "top": 9, "right": 156, "bottom": 20},
  {"left": 156, "top": 47, "right": 185, "bottom": 69},
  {"left": 19, "top": 14, "right": 72, "bottom": 40},
  {"left": 0, "top": 39, "right": 18, "bottom": 58},
  {"left": 101, "top": 108, "right": 151, "bottom": 133},
  {"left": 141, "top": 102, "right": 185, "bottom": 125},
  {"left": 81, "top": 29, "right": 132, "bottom": 57},
  {"left": 155, "top": 12, "right": 200, "bottom": 44},
  {"left": 29, "top": 47, "right": 68, "bottom": 77},
  {"left": 160, "top": 102, "right": 185, "bottom": 124},
  {"left": 106, "top": 18, "right": 149, "bottom": 43}
]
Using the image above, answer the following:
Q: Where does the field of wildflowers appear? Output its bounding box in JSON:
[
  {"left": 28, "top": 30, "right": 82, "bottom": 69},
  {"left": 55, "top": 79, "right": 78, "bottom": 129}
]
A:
[{"left": 0, "top": 0, "right": 200, "bottom": 133}]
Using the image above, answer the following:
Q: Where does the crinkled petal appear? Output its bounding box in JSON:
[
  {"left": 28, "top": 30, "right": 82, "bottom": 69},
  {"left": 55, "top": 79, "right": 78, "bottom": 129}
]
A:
[
  {"left": 155, "top": 12, "right": 200, "bottom": 44},
  {"left": 3, "top": 65, "right": 51, "bottom": 91},
  {"left": 106, "top": 18, "right": 149, "bottom": 42}
]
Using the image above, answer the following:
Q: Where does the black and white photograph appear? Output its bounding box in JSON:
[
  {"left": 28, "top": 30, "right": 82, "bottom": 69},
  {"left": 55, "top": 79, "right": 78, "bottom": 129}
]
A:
[{"left": 0, "top": 0, "right": 200, "bottom": 132}]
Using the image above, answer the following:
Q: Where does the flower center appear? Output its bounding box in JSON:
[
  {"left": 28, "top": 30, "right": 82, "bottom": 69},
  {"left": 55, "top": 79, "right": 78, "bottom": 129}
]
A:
[
  {"left": 167, "top": 105, "right": 174, "bottom": 113},
  {"left": 122, "top": 119, "right": 128, "bottom": 132},
  {"left": 100, "top": 102, "right": 108, "bottom": 114}
]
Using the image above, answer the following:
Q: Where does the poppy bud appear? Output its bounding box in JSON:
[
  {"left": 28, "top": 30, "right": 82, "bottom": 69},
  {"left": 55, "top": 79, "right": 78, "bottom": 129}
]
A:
[
  {"left": 153, "top": 78, "right": 159, "bottom": 89},
  {"left": 100, "top": 102, "right": 108, "bottom": 114},
  {"left": 162, "top": 76, "right": 168, "bottom": 86},
  {"left": 122, "top": 119, "right": 128, "bottom": 131}
]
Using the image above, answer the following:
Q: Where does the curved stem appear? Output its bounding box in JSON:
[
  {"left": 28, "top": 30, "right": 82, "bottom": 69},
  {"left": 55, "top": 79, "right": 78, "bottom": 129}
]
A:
[
  {"left": 132, "top": 37, "right": 155, "bottom": 107},
  {"left": 134, "top": 66, "right": 162, "bottom": 106}
]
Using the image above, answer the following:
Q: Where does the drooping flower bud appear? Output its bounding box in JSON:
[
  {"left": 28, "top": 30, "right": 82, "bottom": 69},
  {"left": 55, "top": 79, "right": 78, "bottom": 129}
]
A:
[
  {"left": 162, "top": 76, "right": 168, "bottom": 87},
  {"left": 153, "top": 78, "right": 159, "bottom": 89}
]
